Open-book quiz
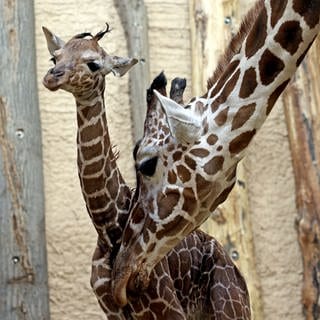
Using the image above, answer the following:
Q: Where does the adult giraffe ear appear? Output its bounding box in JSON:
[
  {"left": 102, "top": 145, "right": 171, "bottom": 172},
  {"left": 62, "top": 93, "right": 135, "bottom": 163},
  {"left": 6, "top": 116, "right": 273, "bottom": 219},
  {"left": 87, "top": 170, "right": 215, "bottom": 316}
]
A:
[
  {"left": 154, "top": 90, "right": 201, "bottom": 145},
  {"left": 104, "top": 55, "right": 138, "bottom": 77},
  {"left": 42, "top": 26, "right": 65, "bottom": 56}
]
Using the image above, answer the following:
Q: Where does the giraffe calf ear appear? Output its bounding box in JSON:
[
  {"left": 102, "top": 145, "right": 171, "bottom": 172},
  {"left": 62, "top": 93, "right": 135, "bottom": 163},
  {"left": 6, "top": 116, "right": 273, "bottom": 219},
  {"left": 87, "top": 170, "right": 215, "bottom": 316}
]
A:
[
  {"left": 42, "top": 26, "right": 65, "bottom": 56},
  {"left": 104, "top": 56, "right": 138, "bottom": 77},
  {"left": 154, "top": 90, "right": 201, "bottom": 145}
]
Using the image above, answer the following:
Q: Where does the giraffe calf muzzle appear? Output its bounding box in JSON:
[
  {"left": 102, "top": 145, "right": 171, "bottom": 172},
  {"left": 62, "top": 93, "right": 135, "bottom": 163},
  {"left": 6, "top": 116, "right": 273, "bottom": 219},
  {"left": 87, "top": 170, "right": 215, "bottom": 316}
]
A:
[
  {"left": 112, "top": 248, "right": 150, "bottom": 307},
  {"left": 50, "top": 67, "right": 65, "bottom": 78},
  {"left": 43, "top": 68, "right": 67, "bottom": 91},
  {"left": 112, "top": 250, "right": 136, "bottom": 307},
  {"left": 113, "top": 264, "right": 150, "bottom": 307}
]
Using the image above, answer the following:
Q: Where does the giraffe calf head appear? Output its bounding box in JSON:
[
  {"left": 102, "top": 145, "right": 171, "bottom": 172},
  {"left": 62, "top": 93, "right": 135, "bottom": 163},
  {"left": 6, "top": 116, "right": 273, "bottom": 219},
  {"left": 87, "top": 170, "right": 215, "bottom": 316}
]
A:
[{"left": 42, "top": 25, "right": 137, "bottom": 99}]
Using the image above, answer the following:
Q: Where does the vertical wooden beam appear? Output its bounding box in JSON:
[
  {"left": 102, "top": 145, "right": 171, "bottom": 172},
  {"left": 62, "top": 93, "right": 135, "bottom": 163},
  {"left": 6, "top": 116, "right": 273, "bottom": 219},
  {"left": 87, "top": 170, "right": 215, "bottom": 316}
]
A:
[
  {"left": 114, "top": 0, "right": 150, "bottom": 142},
  {"left": 283, "top": 39, "right": 320, "bottom": 320},
  {"left": 0, "top": 1, "right": 50, "bottom": 319},
  {"left": 189, "top": 1, "right": 263, "bottom": 318}
]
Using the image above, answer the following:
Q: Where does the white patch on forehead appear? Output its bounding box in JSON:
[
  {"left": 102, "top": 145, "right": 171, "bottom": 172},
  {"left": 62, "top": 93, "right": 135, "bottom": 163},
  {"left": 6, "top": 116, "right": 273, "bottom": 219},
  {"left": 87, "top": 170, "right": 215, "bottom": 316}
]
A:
[{"left": 81, "top": 49, "right": 100, "bottom": 61}]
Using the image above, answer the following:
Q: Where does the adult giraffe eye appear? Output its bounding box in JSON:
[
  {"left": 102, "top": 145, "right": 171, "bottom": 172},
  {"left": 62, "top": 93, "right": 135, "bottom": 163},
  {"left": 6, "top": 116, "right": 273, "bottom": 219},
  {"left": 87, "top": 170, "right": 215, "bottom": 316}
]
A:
[
  {"left": 87, "top": 61, "right": 101, "bottom": 72},
  {"left": 137, "top": 157, "right": 158, "bottom": 177},
  {"left": 50, "top": 57, "right": 56, "bottom": 65}
]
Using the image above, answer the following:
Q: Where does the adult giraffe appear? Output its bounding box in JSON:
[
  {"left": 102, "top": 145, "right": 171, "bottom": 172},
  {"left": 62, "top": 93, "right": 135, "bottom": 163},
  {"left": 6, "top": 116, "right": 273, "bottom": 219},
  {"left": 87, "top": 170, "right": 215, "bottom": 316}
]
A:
[
  {"left": 42, "top": 27, "right": 250, "bottom": 319},
  {"left": 113, "top": 0, "right": 320, "bottom": 308}
]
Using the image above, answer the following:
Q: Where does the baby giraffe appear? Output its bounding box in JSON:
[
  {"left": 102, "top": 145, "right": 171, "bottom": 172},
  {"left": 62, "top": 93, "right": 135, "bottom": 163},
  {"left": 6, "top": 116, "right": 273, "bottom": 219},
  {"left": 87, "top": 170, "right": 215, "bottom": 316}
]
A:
[{"left": 42, "top": 26, "right": 250, "bottom": 319}]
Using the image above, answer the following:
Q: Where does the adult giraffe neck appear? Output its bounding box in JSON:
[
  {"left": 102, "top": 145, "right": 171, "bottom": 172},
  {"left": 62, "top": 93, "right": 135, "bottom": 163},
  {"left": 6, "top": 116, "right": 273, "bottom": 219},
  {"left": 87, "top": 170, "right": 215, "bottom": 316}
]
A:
[
  {"left": 112, "top": 0, "right": 320, "bottom": 306},
  {"left": 75, "top": 87, "right": 132, "bottom": 250}
]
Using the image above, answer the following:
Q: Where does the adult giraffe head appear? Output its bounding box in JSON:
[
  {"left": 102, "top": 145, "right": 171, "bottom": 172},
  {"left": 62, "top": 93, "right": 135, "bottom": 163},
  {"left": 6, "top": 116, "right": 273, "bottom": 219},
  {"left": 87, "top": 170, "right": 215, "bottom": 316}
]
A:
[{"left": 42, "top": 24, "right": 137, "bottom": 99}]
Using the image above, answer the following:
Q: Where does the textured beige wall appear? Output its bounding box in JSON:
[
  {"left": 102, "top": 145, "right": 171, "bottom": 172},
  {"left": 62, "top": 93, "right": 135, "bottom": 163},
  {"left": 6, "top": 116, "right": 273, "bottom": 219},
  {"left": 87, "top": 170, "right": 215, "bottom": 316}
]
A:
[
  {"left": 35, "top": 1, "right": 302, "bottom": 319},
  {"left": 146, "top": 0, "right": 192, "bottom": 99},
  {"left": 245, "top": 102, "right": 302, "bottom": 319}
]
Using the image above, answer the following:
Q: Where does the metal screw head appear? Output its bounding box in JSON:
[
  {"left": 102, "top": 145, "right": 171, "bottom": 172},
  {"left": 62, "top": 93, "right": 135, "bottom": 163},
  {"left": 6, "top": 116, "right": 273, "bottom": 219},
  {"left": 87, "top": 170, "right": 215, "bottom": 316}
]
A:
[
  {"left": 224, "top": 16, "right": 232, "bottom": 25},
  {"left": 15, "top": 129, "right": 25, "bottom": 139},
  {"left": 231, "top": 249, "right": 240, "bottom": 261},
  {"left": 12, "top": 256, "right": 20, "bottom": 264}
]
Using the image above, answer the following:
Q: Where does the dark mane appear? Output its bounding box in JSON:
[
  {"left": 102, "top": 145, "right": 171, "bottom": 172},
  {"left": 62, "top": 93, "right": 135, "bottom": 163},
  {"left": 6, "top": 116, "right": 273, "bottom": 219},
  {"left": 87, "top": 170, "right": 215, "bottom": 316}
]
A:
[
  {"left": 71, "top": 24, "right": 111, "bottom": 42},
  {"left": 207, "top": 0, "right": 264, "bottom": 89},
  {"left": 73, "top": 32, "right": 93, "bottom": 39}
]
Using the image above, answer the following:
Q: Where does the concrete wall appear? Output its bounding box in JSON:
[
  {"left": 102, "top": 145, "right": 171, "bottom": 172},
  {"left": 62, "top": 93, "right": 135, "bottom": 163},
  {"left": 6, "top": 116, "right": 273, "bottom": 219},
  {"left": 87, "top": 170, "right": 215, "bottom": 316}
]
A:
[
  {"left": 245, "top": 103, "right": 302, "bottom": 319},
  {"left": 34, "top": 1, "right": 302, "bottom": 319}
]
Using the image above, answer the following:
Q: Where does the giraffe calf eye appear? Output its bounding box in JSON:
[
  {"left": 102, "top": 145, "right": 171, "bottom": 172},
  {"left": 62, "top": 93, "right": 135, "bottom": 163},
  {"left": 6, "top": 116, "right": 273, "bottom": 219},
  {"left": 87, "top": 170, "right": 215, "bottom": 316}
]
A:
[
  {"left": 87, "top": 61, "right": 101, "bottom": 72},
  {"left": 137, "top": 157, "right": 158, "bottom": 177}
]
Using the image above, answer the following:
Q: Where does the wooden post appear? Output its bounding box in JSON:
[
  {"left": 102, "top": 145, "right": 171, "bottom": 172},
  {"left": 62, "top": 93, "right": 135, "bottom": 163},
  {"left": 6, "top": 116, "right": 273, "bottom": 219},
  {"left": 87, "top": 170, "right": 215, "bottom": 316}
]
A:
[
  {"left": 114, "top": 0, "right": 150, "bottom": 142},
  {"left": 283, "top": 39, "right": 320, "bottom": 320},
  {"left": 0, "top": 1, "right": 50, "bottom": 319},
  {"left": 189, "top": 1, "right": 263, "bottom": 318}
]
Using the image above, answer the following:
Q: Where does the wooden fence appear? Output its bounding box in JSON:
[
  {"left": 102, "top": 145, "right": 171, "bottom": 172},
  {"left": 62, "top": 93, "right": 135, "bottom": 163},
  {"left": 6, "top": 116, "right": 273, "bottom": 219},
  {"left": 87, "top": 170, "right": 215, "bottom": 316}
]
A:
[{"left": 0, "top": 1, "right": 50, "bottom": 319}]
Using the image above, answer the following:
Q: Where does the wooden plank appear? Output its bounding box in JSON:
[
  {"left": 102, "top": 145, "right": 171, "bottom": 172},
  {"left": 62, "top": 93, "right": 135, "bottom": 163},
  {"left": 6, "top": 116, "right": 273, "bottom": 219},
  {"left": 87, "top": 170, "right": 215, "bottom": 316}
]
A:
[
  {"left": 189, "top": 1, "right": 263, "bottom": 318},
  {"left": 282, "top": 38, "right": 320, "bottom": 320},
  {"left": 114, "top": 0, "right": 150, "bottom": 142},
  {"left": 0, "top": 1, "right": 50, "bottom": 319}
]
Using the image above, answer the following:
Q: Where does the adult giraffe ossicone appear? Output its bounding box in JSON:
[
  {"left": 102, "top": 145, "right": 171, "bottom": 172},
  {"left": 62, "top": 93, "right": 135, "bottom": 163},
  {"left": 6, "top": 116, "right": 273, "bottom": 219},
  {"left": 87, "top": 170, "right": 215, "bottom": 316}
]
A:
[
  {"left": 42, "top": 28, "right": 250, "bottom": 319},
  {"left": 113, "top": 0, "right": 320, "bottom": 306}
]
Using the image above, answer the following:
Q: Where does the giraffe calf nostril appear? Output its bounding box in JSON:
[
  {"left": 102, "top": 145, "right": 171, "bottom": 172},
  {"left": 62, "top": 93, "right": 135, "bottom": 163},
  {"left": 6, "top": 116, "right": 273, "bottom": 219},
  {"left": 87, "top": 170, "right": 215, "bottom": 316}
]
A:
[{"left": 50, "top": 68, "right": 65, "bottom": 77}]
